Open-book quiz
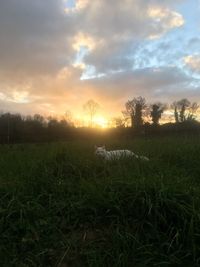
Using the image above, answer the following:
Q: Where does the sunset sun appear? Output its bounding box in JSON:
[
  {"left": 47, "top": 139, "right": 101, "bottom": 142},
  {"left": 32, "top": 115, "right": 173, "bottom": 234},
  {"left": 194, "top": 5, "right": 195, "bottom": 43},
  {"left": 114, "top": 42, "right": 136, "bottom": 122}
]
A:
[{"left": 93, "top": 116, "right": 108, "bottom": 128}]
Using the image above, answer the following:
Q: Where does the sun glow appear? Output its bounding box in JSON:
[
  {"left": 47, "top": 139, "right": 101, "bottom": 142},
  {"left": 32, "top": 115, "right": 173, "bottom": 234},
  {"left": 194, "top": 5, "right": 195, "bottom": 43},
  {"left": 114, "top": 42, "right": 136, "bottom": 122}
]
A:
[
  {"left": 93, "top": 116, "right": 108, "bottom": 128},
  {"left": 73, "top": 114, "right": 109, "bottom": 128}
]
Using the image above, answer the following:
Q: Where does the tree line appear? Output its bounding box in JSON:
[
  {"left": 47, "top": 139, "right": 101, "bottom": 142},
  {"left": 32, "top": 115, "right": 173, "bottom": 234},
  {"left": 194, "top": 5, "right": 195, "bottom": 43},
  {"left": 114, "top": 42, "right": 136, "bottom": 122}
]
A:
[
  {"left": 0, "top": 113, "right": 74, "bottom": 144},
  {"left": 83, "top": 97, "right": 199, "bottom": 128},
  {"left": 122, "top": 97, "right": 199, "bottom": 129},
  {"left": 0, "top": 97, "right": 199, "bottom": 144}
]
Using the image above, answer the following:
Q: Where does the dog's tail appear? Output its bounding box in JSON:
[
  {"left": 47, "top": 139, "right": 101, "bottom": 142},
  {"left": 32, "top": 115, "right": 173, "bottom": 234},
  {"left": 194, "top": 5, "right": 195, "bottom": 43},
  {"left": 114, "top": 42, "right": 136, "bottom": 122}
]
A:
[
  {"left": 139, "top": 155, "right": 149, "bottom": 161},
  {"left": 132, "top": 151, "right": 149, "bottom": 161}
]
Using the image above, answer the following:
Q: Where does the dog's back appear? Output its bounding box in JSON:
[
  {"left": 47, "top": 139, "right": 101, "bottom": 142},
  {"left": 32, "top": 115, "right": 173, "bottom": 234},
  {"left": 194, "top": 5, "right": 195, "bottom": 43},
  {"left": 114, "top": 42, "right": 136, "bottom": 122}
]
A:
[
  {"left": 95, "top": 146, "right": 149, "bottom": 161},
  {"left": 108, "top": 149, "right": 135, "bottom": 159}
]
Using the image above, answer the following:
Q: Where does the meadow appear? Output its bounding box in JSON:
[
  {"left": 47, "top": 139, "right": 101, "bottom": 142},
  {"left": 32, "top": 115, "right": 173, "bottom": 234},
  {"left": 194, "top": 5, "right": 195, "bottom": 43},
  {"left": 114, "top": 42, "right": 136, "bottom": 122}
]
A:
[{"left": 1, "top": 136, "right": 200, "bottom": 266}]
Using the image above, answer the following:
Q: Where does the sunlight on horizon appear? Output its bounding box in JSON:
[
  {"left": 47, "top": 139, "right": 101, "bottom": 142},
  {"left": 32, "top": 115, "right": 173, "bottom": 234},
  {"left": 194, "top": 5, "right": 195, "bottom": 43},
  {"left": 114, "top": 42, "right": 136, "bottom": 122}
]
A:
[
  {"left": 74, "top": 114, "right": 110, "bottom": 128},
  {"left": 93, "top": 116, "right": 109, "bottom": 128}
]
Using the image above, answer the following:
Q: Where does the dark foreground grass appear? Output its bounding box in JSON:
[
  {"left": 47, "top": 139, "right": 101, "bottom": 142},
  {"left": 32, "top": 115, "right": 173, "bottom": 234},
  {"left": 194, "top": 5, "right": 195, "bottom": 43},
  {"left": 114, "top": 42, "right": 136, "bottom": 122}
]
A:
[{"left": 1, "top": 136, "right": 200, "bottom": 266}]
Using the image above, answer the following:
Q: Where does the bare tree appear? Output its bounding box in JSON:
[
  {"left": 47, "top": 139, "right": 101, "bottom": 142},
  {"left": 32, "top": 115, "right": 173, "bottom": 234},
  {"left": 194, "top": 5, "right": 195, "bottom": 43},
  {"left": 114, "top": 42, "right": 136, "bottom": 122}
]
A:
[
  {"left": 64, "top": 110, "right": 74, "bottom": 126},
  {"left": 123, "top": 96, "right": 146, "bottom": 128},
  {"left": 171, "top": 101, "right": 179, "bottom": 123},
  {"left": 83, "top": 99, "right": 100, "bottom": 127}
]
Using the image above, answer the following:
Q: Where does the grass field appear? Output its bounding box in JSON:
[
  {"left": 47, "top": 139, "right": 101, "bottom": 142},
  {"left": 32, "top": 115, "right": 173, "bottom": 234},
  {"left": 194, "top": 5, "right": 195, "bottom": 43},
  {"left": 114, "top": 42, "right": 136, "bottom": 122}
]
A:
[{"left": 1, "top": 136, "right": 200, "bottom": 266}]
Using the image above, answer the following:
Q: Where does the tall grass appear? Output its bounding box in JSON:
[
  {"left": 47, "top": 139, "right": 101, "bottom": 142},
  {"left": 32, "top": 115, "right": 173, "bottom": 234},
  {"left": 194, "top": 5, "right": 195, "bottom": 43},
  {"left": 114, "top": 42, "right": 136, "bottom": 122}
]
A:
[{"left": 1, "top": 136, "right": 200, "bottom": 266}]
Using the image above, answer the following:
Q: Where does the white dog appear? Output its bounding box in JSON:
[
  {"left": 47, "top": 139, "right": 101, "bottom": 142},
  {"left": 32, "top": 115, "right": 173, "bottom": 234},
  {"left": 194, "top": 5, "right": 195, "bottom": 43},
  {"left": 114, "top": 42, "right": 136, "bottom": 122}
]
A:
[{"left": 95, "top": 145, "right": 149, "bottom": 161}]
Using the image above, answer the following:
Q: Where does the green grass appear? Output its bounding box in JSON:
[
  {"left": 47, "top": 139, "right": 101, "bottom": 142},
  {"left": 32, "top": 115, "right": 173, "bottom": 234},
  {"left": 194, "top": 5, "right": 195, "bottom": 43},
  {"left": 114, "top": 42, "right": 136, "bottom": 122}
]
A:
[{"left": 1, "top": 136, "right": 200, "bottom": 266}]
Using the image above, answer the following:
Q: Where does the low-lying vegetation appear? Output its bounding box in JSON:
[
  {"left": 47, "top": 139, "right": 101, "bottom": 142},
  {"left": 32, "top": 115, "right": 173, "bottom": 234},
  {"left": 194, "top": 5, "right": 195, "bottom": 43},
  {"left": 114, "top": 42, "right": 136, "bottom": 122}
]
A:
[{"left": 1, "top": 136, "right": 200, "bottom": 266}]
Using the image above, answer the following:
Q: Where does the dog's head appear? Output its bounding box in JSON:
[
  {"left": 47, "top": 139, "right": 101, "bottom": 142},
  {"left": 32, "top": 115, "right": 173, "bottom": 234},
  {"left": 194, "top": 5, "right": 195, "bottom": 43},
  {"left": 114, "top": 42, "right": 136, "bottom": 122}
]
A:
[{"left": 95, "top": 145, "right": 106, "bottom": 157}]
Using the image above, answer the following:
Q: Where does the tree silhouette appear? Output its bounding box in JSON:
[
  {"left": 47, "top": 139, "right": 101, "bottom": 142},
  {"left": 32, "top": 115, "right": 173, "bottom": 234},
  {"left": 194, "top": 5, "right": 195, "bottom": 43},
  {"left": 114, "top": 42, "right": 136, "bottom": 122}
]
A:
[
  {"left": 171, "top": 99, "right": 199, "bottom": 123},
  {"left": 64, "top": 110, "right": 74, "bottom": 127},
  {"left": 83, "top": 99, "right": 100, "bottom": 127},
  {"left": 124, "top": 96, "right": 146, "bottom": 128},
  {"left": 112, "top": 117, "right": 125, "bottom": 128},
  {"left": 178, "top": 99, "right": 190, "bottom": 122},
  {"left": 187, "top": 102, "right": 199, "bottom": 121},
  {"left": 171, "top": 101, "right": 179, "bottom": 123},
  {"left": 150, "top": 103, "right": 166, "bottom": 125}
]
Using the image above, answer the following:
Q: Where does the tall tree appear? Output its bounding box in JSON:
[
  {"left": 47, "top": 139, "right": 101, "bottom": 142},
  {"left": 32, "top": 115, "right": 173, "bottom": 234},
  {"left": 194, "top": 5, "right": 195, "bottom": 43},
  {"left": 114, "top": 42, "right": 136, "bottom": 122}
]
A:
[
  {"left": 178, "top": 99, "right": 190, "bottom": 122},
  {"left": 64, "top": 110, "right": 74, "bottom": 127},
  {"left": 187, "top": 102, "right": 199, "bottom": 121},
  {"left": 171, "top": 101, "right": 179, "bottom": 123},
  {"left": 171, "top": 99, "right": 199, "bottom": 123},
  {"left": 150, "top": 103, "right": 166, "bottom": 125},
  {"left": 83, "top": 99, "right": 100, "bottom": 127},
  {"left": 123, "top": 96, "right": 146, "bottom": 128}
]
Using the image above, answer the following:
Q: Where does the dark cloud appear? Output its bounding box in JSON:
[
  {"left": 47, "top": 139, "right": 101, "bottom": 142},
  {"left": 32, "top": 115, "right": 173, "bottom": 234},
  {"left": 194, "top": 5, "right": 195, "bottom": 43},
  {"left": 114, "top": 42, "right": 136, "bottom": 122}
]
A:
[
  {"left": 86, "top": 66, "right": 193, "bottom": 100},
  {"left": 0, "top": 0, "right": 74, "bottom": 76}
]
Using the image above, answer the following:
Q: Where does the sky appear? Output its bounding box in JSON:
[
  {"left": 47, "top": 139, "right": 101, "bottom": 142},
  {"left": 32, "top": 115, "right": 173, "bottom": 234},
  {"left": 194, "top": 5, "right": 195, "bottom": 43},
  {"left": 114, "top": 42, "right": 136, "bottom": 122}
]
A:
[{"left": 0, "top": 0, "right": 200, "bottom": 124}]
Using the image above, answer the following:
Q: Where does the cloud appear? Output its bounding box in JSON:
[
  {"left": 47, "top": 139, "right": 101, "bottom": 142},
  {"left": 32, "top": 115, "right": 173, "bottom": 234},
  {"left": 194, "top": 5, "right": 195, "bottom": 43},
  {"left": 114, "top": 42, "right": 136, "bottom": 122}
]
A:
[
  {"left": 72, "top": 0, "right": 184, "bottom": 73},
  {"left": 147, "top": 7, "right": 184, "bottom": 39},
  {"left": 0, "top": 0, "right": 185, "bottom": 78},
  {"left": 0, "top": 0, "right": 196, "bottom": 119},
  {"left": 0, "top": 0, "right": 74, "bottom": 77},
  {"left": 0, "top": 64, "right": 198, "bottom": 117},
  {"left": 184, "top": 55, "right": 200, "bottom": 73},
  {"left": 64, "top": 0, "right": 89, "bottom": 12},
  {"left": 72, "top": 32, "right": 96, "bottom": 51},
  {"left": 87, "top": 66, "right": 192, "bottom": 98}
]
